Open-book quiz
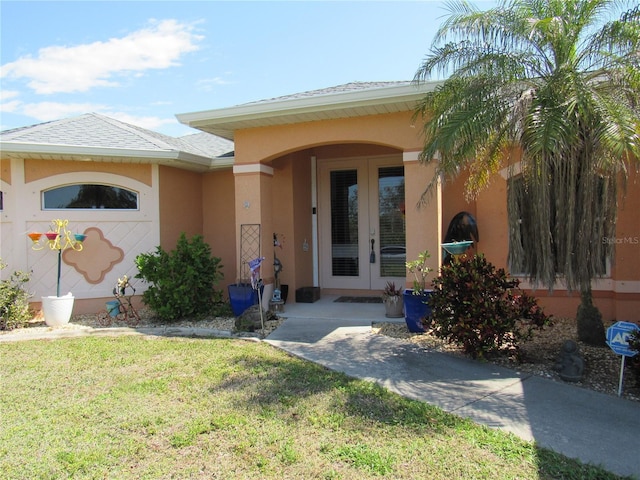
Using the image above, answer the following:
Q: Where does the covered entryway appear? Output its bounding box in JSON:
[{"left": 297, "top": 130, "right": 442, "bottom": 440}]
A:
[
  {"left": 318, "top": 156, "right": 405, "bottom": 290},
  {"left": 177, "top": 82, "right": 442, "bottom": 300}
]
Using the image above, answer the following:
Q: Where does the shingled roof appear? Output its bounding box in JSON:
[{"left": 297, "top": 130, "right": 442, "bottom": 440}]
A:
[
  {"left": 179, "top": 132, "right": 234, "bottom": 158},
  {"left": 242, "top": 81, "right": 413, "bottom": 106},
  {"left": 1, "top": 113, "right": 234, "bottom": 171}
]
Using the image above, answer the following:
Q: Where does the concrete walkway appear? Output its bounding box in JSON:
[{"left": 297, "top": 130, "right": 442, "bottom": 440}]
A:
[{"left": 265, "top": 297, "right": 639, "bottom": 479}]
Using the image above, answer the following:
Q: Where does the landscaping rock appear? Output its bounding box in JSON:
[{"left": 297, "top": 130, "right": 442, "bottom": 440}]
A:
[{"left": 235, "top": 305, "right": 277, "bottom": 332}]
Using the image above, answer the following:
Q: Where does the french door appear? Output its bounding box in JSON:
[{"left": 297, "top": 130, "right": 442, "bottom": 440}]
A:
[{"left": 319, "top": 157, "right": 406, "bottom": 290}]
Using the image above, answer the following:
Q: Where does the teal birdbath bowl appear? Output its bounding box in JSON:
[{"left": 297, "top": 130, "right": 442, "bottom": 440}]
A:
[{"left": 441, "top": 240, "right": 473, "bottom": 260}]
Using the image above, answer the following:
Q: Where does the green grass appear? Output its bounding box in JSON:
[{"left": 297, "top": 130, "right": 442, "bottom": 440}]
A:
[{"left": 0, "top": 336, "right": 629, "bottom": 479}]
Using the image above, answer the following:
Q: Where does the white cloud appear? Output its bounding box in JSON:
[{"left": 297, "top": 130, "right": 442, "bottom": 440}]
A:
[
  {"left": 106, "top": 111, "right": 176, "bottom": 131},
  {"left": 0, "top": 90, "right": 20, "bottom": 101},
  {"left": 197, "top": 76, "right": 234, "bottom": 92},
  {"left": 0, "top": 99, "right": 22, "bottom": 114},
  {"left": 0, "top": 98, "right": 183, "bottom": 135},
  {"left": 18, "top": 101, "right": 109, "bottom": 121},
  {"left": 0, "top": 89, "right": 22, "bottom": 113},
  {"left": 0, "top": 19, "right": 203, "bottom": 94}
]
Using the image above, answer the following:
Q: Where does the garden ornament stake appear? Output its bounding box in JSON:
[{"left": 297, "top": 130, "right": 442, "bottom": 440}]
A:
[
  {"left": 28, "top": 219, "right": 86, "bottom": 297},
  {"left": 249, "top": 256, "right": 265, "bottom": 331}
]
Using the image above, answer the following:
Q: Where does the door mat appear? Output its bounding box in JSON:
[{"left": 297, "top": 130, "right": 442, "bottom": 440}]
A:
[{"left": 334, "top": 296, "right": 382, "bottom": 304}]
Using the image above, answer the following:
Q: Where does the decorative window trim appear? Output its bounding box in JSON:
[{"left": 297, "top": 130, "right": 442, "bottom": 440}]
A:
[{"left": 42, "top": 183, "right": 139, "bottom": 210}]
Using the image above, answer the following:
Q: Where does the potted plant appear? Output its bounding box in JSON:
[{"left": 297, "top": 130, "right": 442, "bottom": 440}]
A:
[
  {"left": 27, "top": 219, "right": 86, "bottom": 326},
  {"left": 382, "top": 281, "right": 404, "bottom": 318},
  {"left": 403, "top": 250, "right": 433, "bottom": 333}
]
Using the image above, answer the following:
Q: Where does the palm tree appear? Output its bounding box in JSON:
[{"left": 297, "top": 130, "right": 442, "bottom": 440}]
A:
[{"left": 413, "top": 0, "right": 640, "bottom": 345}]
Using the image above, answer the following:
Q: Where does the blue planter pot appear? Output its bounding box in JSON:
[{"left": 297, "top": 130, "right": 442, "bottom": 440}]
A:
[
  {"left": 403, "top": 289, "right": 433, "bottom": 333},
  {"left": 228, "top": 284, "right": 260, "bottom": 317}
]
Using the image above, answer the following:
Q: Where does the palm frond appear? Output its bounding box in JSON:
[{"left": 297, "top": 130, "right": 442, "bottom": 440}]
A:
[{"left": 414, "top": 0, "right": 640, "bottom": 292}]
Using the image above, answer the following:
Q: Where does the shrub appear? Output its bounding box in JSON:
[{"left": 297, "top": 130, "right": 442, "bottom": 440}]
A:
[
  {"left": 428, "top": 254, "right": 551, "bottom": 359},
  {"left": 135, "top": 233, "right": 224, "bottom": 321},
  {"left": 0, "top": 260, "right": 33, "bottom": 331}
]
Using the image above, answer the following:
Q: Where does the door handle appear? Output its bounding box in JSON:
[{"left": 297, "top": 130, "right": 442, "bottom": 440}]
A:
[{"left": 370, "top": 238, "right": 376, "bottom": 263}]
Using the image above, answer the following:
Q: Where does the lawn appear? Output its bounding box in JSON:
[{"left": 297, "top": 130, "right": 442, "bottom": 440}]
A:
[{"left": 0, "top": 335, "right": 626, "bottom": 479}]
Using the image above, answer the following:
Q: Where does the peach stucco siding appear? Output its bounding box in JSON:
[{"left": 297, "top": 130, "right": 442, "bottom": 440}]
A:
[
  {"left": 271, "top": 152, "right": 313, "bottom": 292},
  {"left": 446, "top": 164, "right": 640, "bottom": 321},
  {"left": 24, "top": 158, "right": 152, "bottom": 186},
  {"left": 234, "top": 112, "right": 424, "bottom": 165},
  {"left": 613, "top": 168, "right": 640, "bottom": 281},
  {"left": 158, "top": 165, "right": 203, "bottom": 248},
  {"left": 202, "top": 169, "right": 237, "bottom": 288},
  {"left": 1, "top": 158, "right": 10, "bottom": 184}
]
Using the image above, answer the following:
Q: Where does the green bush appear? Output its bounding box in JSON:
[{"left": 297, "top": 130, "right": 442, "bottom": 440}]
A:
[
  {"left": 135, "top": 233, "right": 224, "bottom": 321},
  {"left": 0, "top": 260, "right": 33, "bottom": 331},
  {"left": 428, "top": 254, "right": 551, "bottom": 359}
]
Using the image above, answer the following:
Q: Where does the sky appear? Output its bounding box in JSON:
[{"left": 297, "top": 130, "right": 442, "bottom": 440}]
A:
[{"left": 1, "top": 0, "right": 497, "bottom": 137}]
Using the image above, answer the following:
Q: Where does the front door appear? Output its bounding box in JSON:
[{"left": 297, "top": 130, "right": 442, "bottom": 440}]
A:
[{"left": 319, "top": 157, "right": 406, "bottom": 290}]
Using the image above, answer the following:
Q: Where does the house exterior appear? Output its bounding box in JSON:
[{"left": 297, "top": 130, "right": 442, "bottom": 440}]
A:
[
  {"left": 1, "top": 82, "right": 639, "bottom": 321},
  {"left": 0, "top": 113, "right": 234, "bottom": 314}
]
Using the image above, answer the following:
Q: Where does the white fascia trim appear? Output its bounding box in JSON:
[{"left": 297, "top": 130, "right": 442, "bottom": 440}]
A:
[
  {"left": 209, "top": 156, "right": 235, "bottom": 170},
  {"left": 403, "top": 151, "right": 421, "bottom": 162},
  {"left": 177, "top": 82, "right": 440, "bottom": 127},
  {"left": 1, "top": 142, "right": 217, "bottom": 169},
  {"left": 233, "top": 163, "right": 274, "bottom": 176}
]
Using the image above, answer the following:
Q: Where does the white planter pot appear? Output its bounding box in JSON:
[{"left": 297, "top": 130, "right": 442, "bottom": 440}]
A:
[{"left": 41, "top": 294, "right": 75, "bottom": 326}]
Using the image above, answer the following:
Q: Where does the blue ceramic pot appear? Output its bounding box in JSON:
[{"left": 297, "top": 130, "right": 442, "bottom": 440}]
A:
[
  {"left": 402, "top": 289, "right": 433, "bottom": 333},
  {"left": 228, "top": 284, "right": 260, "bottom": 317}
]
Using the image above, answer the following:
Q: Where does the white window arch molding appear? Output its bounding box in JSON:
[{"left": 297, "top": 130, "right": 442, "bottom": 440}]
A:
[{"left": 26, "top": 172, "right": 156, "bottom": 224}]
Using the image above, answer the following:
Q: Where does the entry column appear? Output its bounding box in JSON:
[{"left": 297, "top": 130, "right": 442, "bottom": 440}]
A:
[
  {"left": 403, "top": 151, "right": 442, "bottom": 286},
  {"left": 233, "top": 163, "right": 275, "bottom": 285}
]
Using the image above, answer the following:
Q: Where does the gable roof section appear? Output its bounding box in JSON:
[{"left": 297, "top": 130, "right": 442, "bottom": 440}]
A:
[
  {"left": 176, "top": 81, "right": 440, "bottom": 140},
  {"left": 0, "top": 113, "right": 234, "bottom": 172}
]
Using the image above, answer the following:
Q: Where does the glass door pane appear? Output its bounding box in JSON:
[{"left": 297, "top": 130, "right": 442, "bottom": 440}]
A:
[
  {"left": 330, "top": 170, "right": 359, "bottom": 276},
  {"left": 378, "top": 166, "right": 405, "bottom": 277}
]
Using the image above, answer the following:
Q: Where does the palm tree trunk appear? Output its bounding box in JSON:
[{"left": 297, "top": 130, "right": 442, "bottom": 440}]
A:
[{"left": 576, "top": 287, "right": 606, "bottom": 347}]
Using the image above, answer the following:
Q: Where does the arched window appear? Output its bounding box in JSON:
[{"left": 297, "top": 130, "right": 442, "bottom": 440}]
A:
[{"left": 43, "top": 184, "right": 138, "bottom": 210}]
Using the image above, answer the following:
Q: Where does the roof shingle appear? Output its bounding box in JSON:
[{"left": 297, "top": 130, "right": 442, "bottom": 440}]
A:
[{"left": 1, "top": 113, "right": 231, "bottom": 159}]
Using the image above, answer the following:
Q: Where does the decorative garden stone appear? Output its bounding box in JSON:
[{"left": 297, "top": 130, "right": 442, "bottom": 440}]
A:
[{"left": 554, "top": 340, "right": 585, "bottom": 382}]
